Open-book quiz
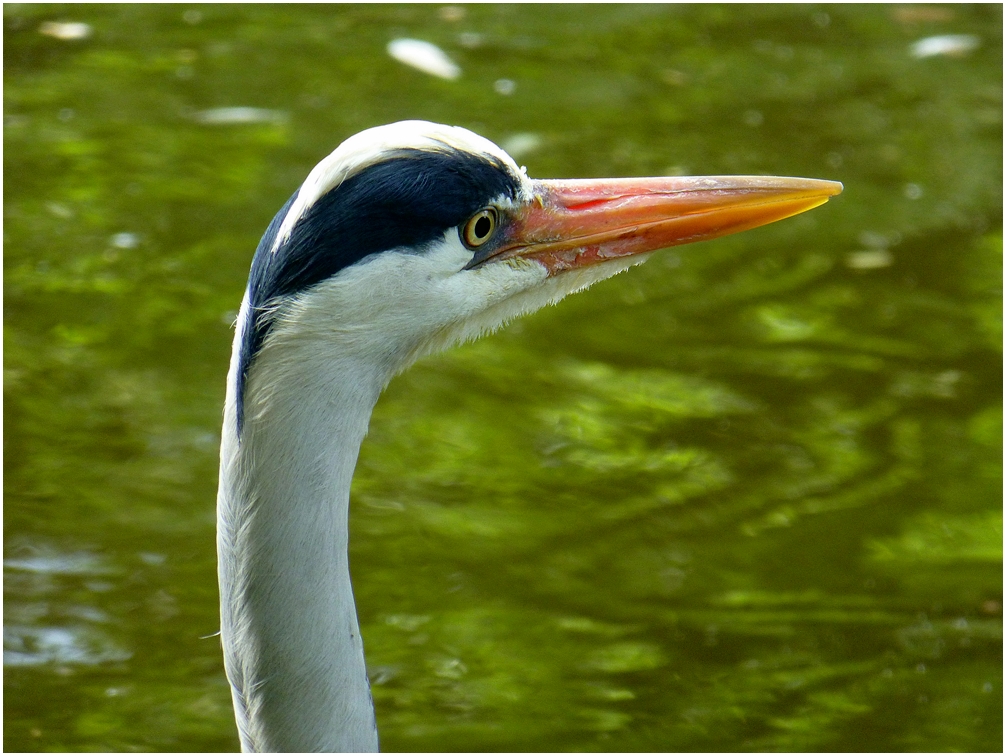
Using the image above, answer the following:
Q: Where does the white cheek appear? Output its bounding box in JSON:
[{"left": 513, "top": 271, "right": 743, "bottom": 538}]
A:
[
  {"left": 259, "top": 231, "right": 646, "bottom": 379},
  {"left": 435, "top": 238, "right": 545, "bottom": 312},
  {"left": 260, "top": 232, "right": 530, "bottom": 361}
]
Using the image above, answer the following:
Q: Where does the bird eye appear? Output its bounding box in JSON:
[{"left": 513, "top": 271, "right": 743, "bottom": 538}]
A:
[{"left": 461, "top": 208, "right": 498, "bottom": 248}]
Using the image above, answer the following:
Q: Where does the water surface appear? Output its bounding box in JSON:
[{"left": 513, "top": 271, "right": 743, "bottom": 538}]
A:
[{"left": 4, "top": 4, "right": 1002, "bottom": 751}]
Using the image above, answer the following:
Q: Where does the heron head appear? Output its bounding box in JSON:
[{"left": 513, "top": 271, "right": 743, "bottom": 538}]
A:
[{"left": 235, "top": 120, "right": 840, "bottom": 430}]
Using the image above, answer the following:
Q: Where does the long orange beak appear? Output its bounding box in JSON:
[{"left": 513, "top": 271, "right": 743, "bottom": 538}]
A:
[{"left": 479, "top": 176, "right": 842, "bottom": 274}]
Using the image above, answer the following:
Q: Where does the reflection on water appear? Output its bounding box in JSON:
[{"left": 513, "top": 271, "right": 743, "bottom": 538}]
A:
[
  {"left": 4, "top": 4, "right": 1001, "bottom": 752},
  {"left": 5, "top": 625, "right": 131, "bottom": 668},
  {"left": 5, "top": 551, "right": 131, "bottom": 668}
]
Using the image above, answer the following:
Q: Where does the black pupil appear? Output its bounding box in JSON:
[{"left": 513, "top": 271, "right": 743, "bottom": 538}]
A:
[{"left": 474, "top": 215, "right": 492, "bottom": 239}]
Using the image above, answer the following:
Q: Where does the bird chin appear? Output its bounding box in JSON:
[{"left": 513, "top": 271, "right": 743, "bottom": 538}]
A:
[
  {"left": 407, "top": 252, "right": 650, "bottom": 372},
  {"left": 541, "top": 251, "right": 653, "bottom": 296}
]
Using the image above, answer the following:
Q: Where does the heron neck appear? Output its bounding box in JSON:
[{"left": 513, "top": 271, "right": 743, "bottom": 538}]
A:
[{"left": 217, "top": 340, "right": 383, "bottom": 752}]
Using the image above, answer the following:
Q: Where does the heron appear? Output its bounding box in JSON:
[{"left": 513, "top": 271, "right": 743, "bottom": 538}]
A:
[{"left": 216, "top": 120, "right": 841, "bottom": 752}]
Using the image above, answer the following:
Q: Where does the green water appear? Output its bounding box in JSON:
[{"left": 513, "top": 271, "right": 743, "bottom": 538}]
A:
[{"left": 4, "top": 4, "right": 1002, "bottom": 751}]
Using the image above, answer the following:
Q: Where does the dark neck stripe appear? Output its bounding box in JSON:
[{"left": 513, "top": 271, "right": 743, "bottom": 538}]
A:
[{"left": 235, "top": 147, "right": 521, "bottom": 434}]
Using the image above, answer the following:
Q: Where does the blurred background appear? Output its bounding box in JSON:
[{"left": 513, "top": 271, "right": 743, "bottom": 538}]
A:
[{"left": 4, "top": 4, "right": 1002, "bottom": 751}]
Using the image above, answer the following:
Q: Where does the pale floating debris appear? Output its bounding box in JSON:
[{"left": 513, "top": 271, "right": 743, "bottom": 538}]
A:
[
  {"left": 910, "top": 34, "right": 980, "bottom": 59},
  {"left": 660, "top": 68, "right": 688, "bottom": 86},
  {"left": 384, "top": 613, "right": 431, "bottom": 631},
  {"left": 192, "top": 107, "right": 287, "bottom": 125},
  {"left": 387, "top": 38, "right": 461, "bottom": 80},
  {"left": 111, "top": 232, "right": 139, "bottom": 249},
  {"left": 38, "top": 21, "right": 92, "bottom": 40},
  {"left": 494, "top": 78, "right": 516, "bottom": 96},
  {"left": 903, "top": 183, "right": 924, "bottom": 200},
  {"left": 846, "top": 250, "right": 893, "bottom": 270},
  {"left": 857, "top": 230, "right": 890, "bottom": 249},
  {"left": 812, "top": 12, "right": 831, "bottom": 28},
  {"left": 46, "top": 202, "right": 74, "bottom": 219},
  {"left": 438, "top": 5, "right": 466, "bottom": 22},
  {"left": 661, "top": 165, "right": 690, "bottom": 177},
  {"left": 458, "top": 32, "right": 484, "bottom": 49},
  {"left": 501, "top": 132, "right": 542, "bottom": 159},
  {"left": 893, "top": 6, "right": 955, "bottom": 24}
]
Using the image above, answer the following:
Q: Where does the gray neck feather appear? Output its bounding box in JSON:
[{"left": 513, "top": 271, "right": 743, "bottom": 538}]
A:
[{"left": 217, "top": 318, "right": 383, "bottom": 752}]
